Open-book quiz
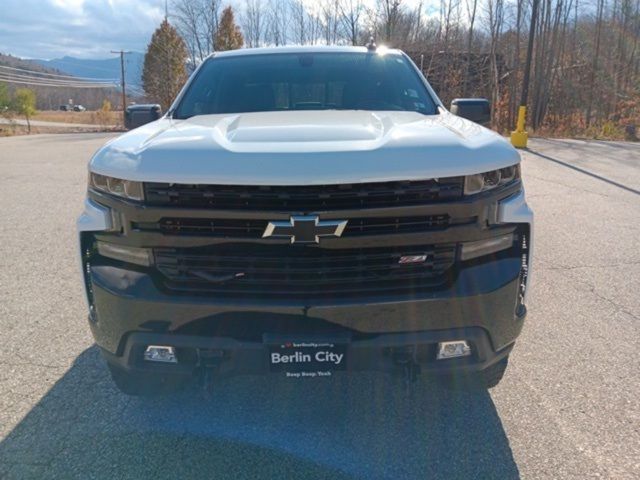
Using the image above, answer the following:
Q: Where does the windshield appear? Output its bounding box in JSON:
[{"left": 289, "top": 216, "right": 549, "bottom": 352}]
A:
[{"left": 173, "top": 52, "right": 438, "bottom": 119}]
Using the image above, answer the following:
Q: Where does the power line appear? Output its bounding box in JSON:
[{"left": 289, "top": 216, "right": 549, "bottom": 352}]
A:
[
  {"left": 0, "top": 65, "right": 116, "bottom": 82},
  {"left": 0, "top": 76, "right": 117, "bottom": 89},
  {"left": 0, "top": 71, "right": 116, "bottom": 87},
  {"left": 0, "top": 78, "right": 116, "bottom": 88},
  {"left": 0, "top": 74, "right": 115, "bottom": 87}
]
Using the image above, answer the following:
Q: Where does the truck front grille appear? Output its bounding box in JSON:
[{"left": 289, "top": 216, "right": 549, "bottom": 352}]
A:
[
  {"left": 144, "top": 178, "right": 464, "bottom": 211},
  {"left": 154, "top": 244, "right": 456, "bottom": 298},
  {"left": 144, "top": 214, "right": 452, "bottom": 238}
]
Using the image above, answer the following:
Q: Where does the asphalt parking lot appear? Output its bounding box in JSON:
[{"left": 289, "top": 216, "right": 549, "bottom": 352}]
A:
[{"left": 0, "top": 133, "right": 639, "bottom": 479}]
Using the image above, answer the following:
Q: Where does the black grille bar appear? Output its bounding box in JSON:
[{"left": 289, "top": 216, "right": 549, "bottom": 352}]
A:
[
  {"left": 144, "top": 178, "right": 464, "bottom": 211},
  {"left": 154, "top": 244, "right": 457, "bottom": 297},
  {"left": 136, "top": 214, "right": 454, "bottom": 238}
]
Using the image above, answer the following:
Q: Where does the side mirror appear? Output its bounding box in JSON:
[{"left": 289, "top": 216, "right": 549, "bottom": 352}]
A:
[
  {"left": 124, "top": 104, "right": 162, "bottom": 130},
  {"left": 450, "top": 98, "right": 491, "bottom": 126}
]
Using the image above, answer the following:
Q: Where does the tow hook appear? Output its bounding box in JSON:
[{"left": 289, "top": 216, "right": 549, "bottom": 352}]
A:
[
  {"left": 402, "top": 362, "right": 421, "bottom": 386},
  {"left": 198, "top": 349, "right": 225, "bottom": 393},
  {"left": 201, "top": 368, "right": 215, "bottom": 393},
  {"left": 392, "top": 348, "right": 421, "bottom": 386}
]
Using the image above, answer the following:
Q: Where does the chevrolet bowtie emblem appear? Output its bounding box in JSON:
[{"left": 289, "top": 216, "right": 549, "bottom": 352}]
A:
[{"left": 262, "top": 215, "right": 348, "bottom": 244}]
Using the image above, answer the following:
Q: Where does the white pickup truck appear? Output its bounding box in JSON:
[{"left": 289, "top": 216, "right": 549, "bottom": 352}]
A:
[{"left": 78, "top": 46, "right": 533, "bottom": 395}]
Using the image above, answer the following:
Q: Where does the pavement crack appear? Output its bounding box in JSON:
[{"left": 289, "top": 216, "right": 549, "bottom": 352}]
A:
[{"left": 571, "top": 277, "right": 640, "bottom": 323}]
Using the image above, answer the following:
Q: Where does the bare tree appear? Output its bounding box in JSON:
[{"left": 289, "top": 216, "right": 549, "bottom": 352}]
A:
[
  {"left": 290, "top": 0, "right": 307, "bottom": 45},
  {"left": 339, "top": 0, "right": 365, "bottom": 45},
  {"left": 242, "top": 0, "right": 265, "bottom": 48},
  {"left": 505, "top": 0, "right": 527, "bottom": 126},
  {"left": 321, "top": 0, "right": 342, "bottom": 45},
  {"left": 266, "top": 0, "right": 289, "bottom": 46},
  {"left": 307, "top": 8, "right": 325, "bottom": 45},
  {"left": 378, "top": 0, "right": 404, "bottom": 45},
  {"left": 462, "top": 0, "right": 478, "bottom": 96},
  {"left": 407, "top": 1, "right": 424, "bottom": 45},
  {"left": 172, "top": 0, "right": 221, "bottom": 63},
  {"left": 172, "top": 0, "right": 205, "bottom": 64},
  {"left": 585, "top": 0, "right": 604, "bottom": 127},
  {"left": 440, "top": 0, "right": 461, "bottom": 50},
  {"left": 204, "top": 0, "right": 222, "bottom": 50},
  {"left": 485, "top": 0, "right": 504, "bottom": 121}
]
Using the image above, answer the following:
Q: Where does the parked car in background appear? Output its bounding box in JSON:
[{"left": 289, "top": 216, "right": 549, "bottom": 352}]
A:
[
  {"left": 59, "top": 105, "right": 70, "bottom": 111},
  {"left": 73, "top": 105, "right": 86, "bottom": 112},
  {"left": 124, "top": 104, "right": 162, "bottom": 130}
]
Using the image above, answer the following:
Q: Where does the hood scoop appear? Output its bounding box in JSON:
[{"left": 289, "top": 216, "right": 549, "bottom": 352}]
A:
[{"left": 222, "top": 111, "right": 387, "bottom": 143}]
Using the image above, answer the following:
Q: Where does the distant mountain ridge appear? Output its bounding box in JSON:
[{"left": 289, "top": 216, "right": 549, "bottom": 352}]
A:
[
  {"left": 0, "top": 52, "right": 64, "bottom": 75},
  {"left": 34, "top": 53, "right": 145, "bottom": 90}
]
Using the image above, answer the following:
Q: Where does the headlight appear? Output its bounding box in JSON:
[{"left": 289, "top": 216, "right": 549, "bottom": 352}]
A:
[
  {"left": 89, "top": 173, "right": 144, "bottom": 201},
  {"left": 464, "top": 164, "right": 520, "bottom": 195}
]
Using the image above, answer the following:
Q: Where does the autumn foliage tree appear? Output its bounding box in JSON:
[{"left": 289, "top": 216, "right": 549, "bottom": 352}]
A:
[
  {"left": 13, "top": 88, "right": 36, "bottom": 133},
  {"left": 142, "top": 19, "right": 188, "bottom": 110},
  {"left": 214, "top": 7, "right": 244, "bottom": 51}
]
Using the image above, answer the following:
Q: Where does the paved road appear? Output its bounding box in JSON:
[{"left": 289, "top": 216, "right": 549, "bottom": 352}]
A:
[
  {"left": 0, "top": 117, "right": 115, "bottom": 129},
  {"left": 0, "top": 134, "right": 638, "bottom": 479}
]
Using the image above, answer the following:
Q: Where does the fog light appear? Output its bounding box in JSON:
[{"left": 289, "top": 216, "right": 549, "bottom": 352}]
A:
[
  {"left": 144, "top": 345, "right": 177, "bottom": 363},
  {"left": 437, "top": 341, "right": 471, "bottom": 360}
]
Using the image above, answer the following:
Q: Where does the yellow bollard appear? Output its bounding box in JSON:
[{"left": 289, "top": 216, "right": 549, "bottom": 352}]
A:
[{"left": 510, "top": 106, "right": 528, "bottom": 148}]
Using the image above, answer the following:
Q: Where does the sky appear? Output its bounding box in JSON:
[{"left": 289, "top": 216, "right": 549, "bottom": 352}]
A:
[
  {"left": 0, "top": 0, "right": 432, "bottom": 61},
  {"left": 0, "top": 0, "right": 166, "bottom": 59}
]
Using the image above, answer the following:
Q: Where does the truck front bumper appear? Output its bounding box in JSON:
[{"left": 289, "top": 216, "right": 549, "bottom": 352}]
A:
[
  {"left": 79, "top": 189, "right": 533, "bottom": 380},
  {"left": 89, "top": 252, "right": 525, "bottom": 379}
]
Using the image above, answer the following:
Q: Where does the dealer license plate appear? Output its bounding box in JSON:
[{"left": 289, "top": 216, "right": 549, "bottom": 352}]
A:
[{"left": 267, "top": 340, "right": 347, "bottom": 376}]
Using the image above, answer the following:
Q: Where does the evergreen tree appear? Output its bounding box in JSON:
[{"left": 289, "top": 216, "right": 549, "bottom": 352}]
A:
[
  {"left": 214, "top": 7, "right": 244, "bottom": 51},
  {"left": 142, "top": 19, "right": 188, "bottom": 110}
]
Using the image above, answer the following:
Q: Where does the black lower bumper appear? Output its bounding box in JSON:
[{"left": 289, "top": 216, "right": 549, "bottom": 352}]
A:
[
  {"left": 88, "top": 252, "right": 526, "bottom": 379},
  {"left": 101, "top": 326, "right": 517, "bottom": 380}
]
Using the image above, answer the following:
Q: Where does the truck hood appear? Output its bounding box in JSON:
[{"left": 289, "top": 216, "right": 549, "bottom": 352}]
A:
[{"left": 90, "top": 110, "right": 520, "bottom": 185}]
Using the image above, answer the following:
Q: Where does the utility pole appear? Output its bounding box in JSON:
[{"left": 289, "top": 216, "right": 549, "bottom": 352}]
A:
[
  {"left": 510, "top": 0, "right": 540, "bottom": 149},
  {"left": 111, "top": 50, "right": 131, "bottom": 125}
]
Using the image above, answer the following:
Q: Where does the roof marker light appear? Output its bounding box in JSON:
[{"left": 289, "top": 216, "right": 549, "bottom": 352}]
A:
[{"left": 366, "top": 37, "right": 377, "bottom": 52}]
